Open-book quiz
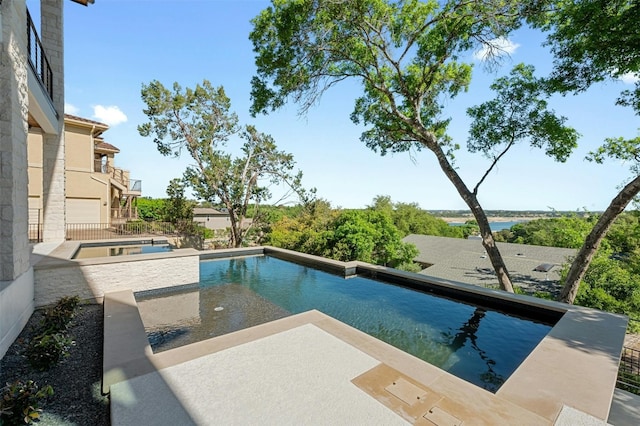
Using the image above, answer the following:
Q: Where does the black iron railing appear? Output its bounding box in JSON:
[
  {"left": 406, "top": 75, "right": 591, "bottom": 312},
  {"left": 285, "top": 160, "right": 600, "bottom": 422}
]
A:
[
  {"left": 29, "top": 223, "right": 43, "bottom": 243},
  {"left": 618, "top": 342, "right": 640, "bottom": 395},
  {"left": 65, "top": 222, "right": 182, "bottom": 241},
  {"left": 26, "top": 9, "right": 53, "bottom": 102}
]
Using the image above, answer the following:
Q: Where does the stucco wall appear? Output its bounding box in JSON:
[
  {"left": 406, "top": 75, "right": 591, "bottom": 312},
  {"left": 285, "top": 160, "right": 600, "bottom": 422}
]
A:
[{"left": 65, "top": 124, "right": 94, "bottom": 171}]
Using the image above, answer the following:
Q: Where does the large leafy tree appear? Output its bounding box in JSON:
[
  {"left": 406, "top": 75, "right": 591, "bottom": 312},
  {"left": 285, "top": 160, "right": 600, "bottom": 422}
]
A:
[
  {"left": 139, "top": 80, "right": 311, "bottom": 248},
  {"left": 268, "top": 201, "right": 418, "bottom": 268},
  {"left": 250, "top": 0, "right": 578, "bottom": 292},
  {"left": 136, "top": 197, "right": 166, "bottom": 222},
  {"left": 530, "top": 0, "right": 639, "bottom": 94},
  {"left": 494, "top": 215, "right": 596, "bottom": 248},
  {"left": 369, "top": 195, "right": 470, "bottom": 238},
  {"left": 527, "top": 0, "right": 640, "bottom": 303}
]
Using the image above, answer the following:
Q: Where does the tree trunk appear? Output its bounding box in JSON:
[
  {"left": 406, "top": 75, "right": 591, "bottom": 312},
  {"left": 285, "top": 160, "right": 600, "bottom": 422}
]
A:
[
  {"left": 559, "top": 175, "right": 640, "bottom": 303},
  {"left": 227, "top": 209, "right": 242, "bottom": 248},
  {"left": 426, "top": 140, "right": 515, "bottom": 292}
]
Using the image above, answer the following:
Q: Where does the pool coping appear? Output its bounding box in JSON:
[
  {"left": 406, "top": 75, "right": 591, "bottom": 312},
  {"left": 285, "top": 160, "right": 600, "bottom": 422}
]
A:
[{"left": 103, "top": 247, "right": 628, "bottom": 424}]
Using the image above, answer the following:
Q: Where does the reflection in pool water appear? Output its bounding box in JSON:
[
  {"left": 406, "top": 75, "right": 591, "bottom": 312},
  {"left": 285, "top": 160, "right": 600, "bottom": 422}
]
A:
[{"left": 72, "top": 243, "right": 173, "bottom": 259}]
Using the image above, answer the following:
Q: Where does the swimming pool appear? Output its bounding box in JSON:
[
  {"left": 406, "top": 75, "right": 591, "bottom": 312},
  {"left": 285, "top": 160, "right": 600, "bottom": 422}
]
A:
[
  {"left": 137, "top": 255, "right": 556, "bottom": 392},
  {"left": 72, "top": 240, "right": 173, "bottom": 259}
]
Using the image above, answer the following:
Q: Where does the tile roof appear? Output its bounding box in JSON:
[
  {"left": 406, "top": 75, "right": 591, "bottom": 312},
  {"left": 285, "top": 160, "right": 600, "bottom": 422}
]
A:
[
  {"left": 402, "top": 234, "right": 577, "bottom": 294},
  {"left": 193, "top": 207, "right": 227, "bottom": 216},
  {"left": 64, "top": 114, "right": 108, "bottom": 128},
  {"left": 95, "top": 141, "right": 120, "bottom": 153}
]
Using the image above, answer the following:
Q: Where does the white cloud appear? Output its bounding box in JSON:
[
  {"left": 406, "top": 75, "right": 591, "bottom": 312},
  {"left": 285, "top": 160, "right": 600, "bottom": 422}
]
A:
[
  {"left": 64, "top": 103, "right": 79, "bottom": 115},
  {"left": 619, "top": 72, "right": 640, "bottom": 84},
  {"left": 473, "top": 37, "right": 520, "bottom": 61},
  {"left": 92, "top": 105, "right": 128, "bottom": 126}
]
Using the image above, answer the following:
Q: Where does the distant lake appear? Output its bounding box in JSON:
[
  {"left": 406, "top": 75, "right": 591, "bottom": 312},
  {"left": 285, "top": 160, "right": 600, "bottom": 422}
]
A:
[{"left": 448, "top": 221, "right": 524, "bottom": 232}]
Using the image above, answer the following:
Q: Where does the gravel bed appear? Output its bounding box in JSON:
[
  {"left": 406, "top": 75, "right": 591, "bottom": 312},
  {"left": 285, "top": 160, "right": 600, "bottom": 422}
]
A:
[{"left": 0, "top": 304, "right": 109, "bottom": 425}]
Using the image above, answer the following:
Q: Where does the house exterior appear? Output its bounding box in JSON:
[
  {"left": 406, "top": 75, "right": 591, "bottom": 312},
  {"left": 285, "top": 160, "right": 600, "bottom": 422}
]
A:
[
  {"left": 403, "top": 234, "right": 577, "bottom": 294},
  {"left": 193, "top": 207, "right": 232, "bottom": 230},
  {"left": 1, "top": 0, "right": 94, "bottom": 360},
  {"left": 28, "top": 114, "right": 141, "bottom": 226}
]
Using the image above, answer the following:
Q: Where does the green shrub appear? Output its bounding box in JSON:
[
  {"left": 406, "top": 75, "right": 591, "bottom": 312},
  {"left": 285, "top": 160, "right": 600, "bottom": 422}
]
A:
[
  {"left": 395, "top": 262, "right": 423, "bottom": 273},
  {"left": 0, "top": 380, "right": 53, "bottom": 425},
  {"left": 39, "top": 296, "right": 80, "bottom": 334},
  {"left": 26, "top": 333, "right": 74, "bottom": 371},
  {"left": 199, "top": 226, "right": 214, "bottom": 240}
]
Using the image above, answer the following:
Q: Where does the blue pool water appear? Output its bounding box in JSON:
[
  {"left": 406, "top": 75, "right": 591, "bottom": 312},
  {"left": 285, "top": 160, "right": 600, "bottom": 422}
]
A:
[{"left": 142, "top": 256, "right": 554, "bottom": 392}]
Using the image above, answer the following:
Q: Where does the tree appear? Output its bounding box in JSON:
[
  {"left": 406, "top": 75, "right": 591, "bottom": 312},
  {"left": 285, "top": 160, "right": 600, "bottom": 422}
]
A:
[
  {"left": 369, "top": 195, "right": 468, "bottom": 238},
  {"left": 268, "top": 200, "right": 418, "bottom": 269},
  {"left": 529, "top": 0, "right": 640, "bottom": 95},
  {"left": 136, "top": 197, "right": 166, "bottom": 222},
  {"left": 559, "top": 140, "right": 640, "bottom": 302},
  {"left": 250, "top": 1, "right": 577, "bottom": 292},
  {"left": 527, "top": 1, "right": 640, "bottom": 303},
  {"left": 139, "top": 80, "right": 312, "bottom": 248},
  {"left": 495, "top": 215, "right": 595, "bottom": 248},
  {"left": 164, "top": 178, "right": 195, "bottom": 229}
]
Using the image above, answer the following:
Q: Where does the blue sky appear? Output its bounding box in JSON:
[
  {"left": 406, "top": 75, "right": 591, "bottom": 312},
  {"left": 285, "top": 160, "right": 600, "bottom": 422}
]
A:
[{"left": 35, "top": 0, "right": 639, "bottom": 211}]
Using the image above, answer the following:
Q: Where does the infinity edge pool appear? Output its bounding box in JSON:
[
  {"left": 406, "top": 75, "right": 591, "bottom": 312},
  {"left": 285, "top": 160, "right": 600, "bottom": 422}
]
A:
[{"left": 92, "top": 245, "right": 627, "bottom": 423}]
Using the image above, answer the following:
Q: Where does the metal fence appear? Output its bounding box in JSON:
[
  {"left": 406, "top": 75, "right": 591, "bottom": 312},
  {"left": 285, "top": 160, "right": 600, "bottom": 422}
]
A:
[
  {"left": 27, "top": 221, "right": 205, "bottom": 243},
  {"left": 618, "top": 344, "right": 640, "bottom": 394},
  {"left": 64, "top": 222, "right": 181, "bottom": 241},
  {"left": 28, "top": 223, "right": 43, "bottom": 243}
]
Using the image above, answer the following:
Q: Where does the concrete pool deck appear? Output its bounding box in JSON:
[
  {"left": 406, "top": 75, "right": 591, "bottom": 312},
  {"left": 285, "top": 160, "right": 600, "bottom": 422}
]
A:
[{"left": 104, "top": 288, "right": 627, "bottom": 425}]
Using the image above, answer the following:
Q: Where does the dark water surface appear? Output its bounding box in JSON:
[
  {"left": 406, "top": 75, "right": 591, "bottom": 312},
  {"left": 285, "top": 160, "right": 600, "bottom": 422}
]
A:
[{"left": 139, "top": 256, "right": 553, "bottom": 392}]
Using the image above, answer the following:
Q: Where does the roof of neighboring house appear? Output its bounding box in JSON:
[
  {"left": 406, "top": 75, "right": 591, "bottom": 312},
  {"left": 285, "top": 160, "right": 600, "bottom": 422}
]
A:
[
  {"left": 64, "top": 114, "right": 109, "bottom": 137},
  {"left": 193, "top": 208, "right": 228, "bottom": 216},
  {"left": 95, "top": 140, "right": 120, "bottom": 154},
  {"left": 64, "top": 114, "right": 108, "bottom": 128},
  {"left": 402, "top": 234, "right": 577, "bottom": 294}
]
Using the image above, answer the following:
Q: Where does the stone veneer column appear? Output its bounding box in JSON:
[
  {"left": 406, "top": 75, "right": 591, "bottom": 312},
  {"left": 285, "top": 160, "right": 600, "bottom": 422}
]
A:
[
  {"left": 41, "top": 0, "right": 65, "bottom": 242},
  {"left": 0, "top": 0, "right": 30, "bottom": 281}
]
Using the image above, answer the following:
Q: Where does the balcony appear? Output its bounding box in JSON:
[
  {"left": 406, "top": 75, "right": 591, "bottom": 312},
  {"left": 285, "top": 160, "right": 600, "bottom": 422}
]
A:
[
  {"left": 27, "top": 9, "right": 53, "bottom": 101},
  {"left": 26, "top": 8, "right": 58, "bottom": 133},
  {"left": 95, "top": 162, "right": 142, "bottom": 197},
  {"left": 110, "top": 207, "right": 139, "bottom": 224}
]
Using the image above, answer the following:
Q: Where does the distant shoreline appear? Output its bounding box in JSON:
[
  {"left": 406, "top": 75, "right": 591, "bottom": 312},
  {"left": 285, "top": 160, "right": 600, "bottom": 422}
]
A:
[{"left": 438, "top": 217, "right": 536, "bottom": 223}]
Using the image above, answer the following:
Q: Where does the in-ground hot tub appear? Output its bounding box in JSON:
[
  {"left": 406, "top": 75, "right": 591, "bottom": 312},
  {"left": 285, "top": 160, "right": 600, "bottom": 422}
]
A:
[
  {"left": 72, "top": 239, "right": 173, "bottom": 259},
  {"left": 34, "top": 239, "right": 200, "bottom": 307}
]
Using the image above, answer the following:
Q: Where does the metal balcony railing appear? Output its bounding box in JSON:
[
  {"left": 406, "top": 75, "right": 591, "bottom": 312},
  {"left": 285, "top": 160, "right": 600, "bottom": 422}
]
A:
[
  {"left": 130, "top": 179, "right": 142, "bottom": 193},
  {"left": 26, "top": 9, "right": 53, "bottom": 102}
]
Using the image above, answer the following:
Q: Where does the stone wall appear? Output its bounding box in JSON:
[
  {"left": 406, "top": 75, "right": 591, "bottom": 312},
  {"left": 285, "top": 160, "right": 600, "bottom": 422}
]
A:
[
  {"left": 0, "top": 0, "right": 34, "bottom": 361},
  {"left": 41, "top": 0, "right": 66, "bottom": 242},
  {"left": 0, "top": 0, "right": 30, "bottom": 282},
  {"left": 34, "top": 254, "right": 200, "bottom": 307}
]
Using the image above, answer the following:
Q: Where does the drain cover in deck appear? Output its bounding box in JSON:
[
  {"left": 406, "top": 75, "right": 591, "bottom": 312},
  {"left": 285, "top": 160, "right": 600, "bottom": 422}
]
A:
[{"left": 385, "top": 377, "right": 429, "bottom": 405}]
